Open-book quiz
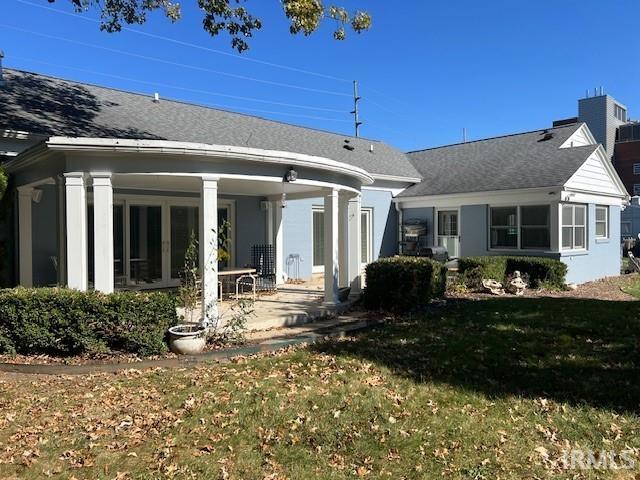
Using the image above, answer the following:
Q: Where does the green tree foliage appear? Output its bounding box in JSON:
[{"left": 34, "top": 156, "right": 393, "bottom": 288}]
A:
[
  {"left": 0, "top": 167, "right": 7, "bottom": 201},
  {"left": 47, "top": 0, "right": 371, "bottom": 52}
]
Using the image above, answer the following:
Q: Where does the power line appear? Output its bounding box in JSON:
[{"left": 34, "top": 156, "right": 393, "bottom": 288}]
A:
[
  {"left": 13, "top": 0, "right": 352, "bottom": 83},
  {"left": 11, "top": 55, "right": 348, "bottom": 114},
  {"left": 0, "top": 23, "right": 352, "bottom": 98},
  {"left": 6, "top": 61, "right": 350, "bottom": 123}
]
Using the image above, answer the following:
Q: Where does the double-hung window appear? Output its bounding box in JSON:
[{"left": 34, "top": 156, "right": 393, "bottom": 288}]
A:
[
  {"left": 595, "top": 205, "right": 609, "bottom": 239},
  {"left": 489, "top": 205, "right": 550, "bottom": 250},
  {"left": 562, "top": 204, "right": 587, "bottom": 250}
]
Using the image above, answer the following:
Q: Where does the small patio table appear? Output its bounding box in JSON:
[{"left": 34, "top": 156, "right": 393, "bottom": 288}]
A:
[{"left": 218, "top": 268, "right": 258, "bottom": 300}]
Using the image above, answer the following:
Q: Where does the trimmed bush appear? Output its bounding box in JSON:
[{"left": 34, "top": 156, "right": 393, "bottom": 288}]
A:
[
  {"left": 458, "top": 256, "right": 567, "bottom": 289},
  {"left": 458, "top": 257, "right": 507, "bottom": 283},
  {"left": 363, "top": 256, "right": 447, "bottom": 312},
  {"left": 0, "top": 288, "right": 178, "bottom": 356}
]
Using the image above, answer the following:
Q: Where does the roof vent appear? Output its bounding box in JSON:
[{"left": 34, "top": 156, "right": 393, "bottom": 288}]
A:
[
  {"left": 343, "top": 144, "right": 355, "bottom": 151},
  {"left": 153, "top": 92, "right": 160, "bottom": 103},
  {"left": 540, "top": 132, "right": 554, "bottom": 141},
  {"left": 369, "top": 144, "right": 374, "bottom": 153}
]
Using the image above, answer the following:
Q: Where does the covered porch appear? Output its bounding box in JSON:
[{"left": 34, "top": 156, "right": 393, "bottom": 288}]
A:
[{"left": 8, "top": 138, "right": 370, "bottom": 326}]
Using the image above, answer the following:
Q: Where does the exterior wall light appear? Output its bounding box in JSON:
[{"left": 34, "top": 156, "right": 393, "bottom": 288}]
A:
[{"left": 285, "top": 168, "right": 298, "bottom": 182}]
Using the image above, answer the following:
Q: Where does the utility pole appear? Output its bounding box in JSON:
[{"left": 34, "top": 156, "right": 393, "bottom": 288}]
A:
[
  {"left": 462, "top": 127, "right": 467, "bottom": 143},
  {"left": 351, "top": 80, "right": 362, "bottom": 137}
]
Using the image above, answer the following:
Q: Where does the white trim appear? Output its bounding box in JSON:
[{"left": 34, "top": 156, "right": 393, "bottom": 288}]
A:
[
  {"left": 91, "top": 172, "right": 114, "bottom": 293},
  {"left": 395, "top": 186, "right": 563, "bottom": 208},
  {"left": 559, "top": 123, "right": 597, "bottom": 148},
  {"left": 7, "top": 137, "right": 374, "bottom": 185},
  {"left": 361, "top": 185, "right": 407, "bottom": 197},
  {"left": 434, "top": 207, "right": 460, "bottom": 258},
  {"left": 370, "top": 173, "right": 422, "bottom": 183},
  {"left": 595, "top": 205, "right": 609, "bottom": 240},
  {"left": 200, "top": 177, "right": 219, "bottom": 325},
  {"left": 274, "top": 199, "right": 284, "bottom": 285},
  {"left": 323, "top": 189, "right": 340, "bottom": 305},
  {"left": 487, "top": 204, "right": 554, "bottom": 253},
  {"left": 64, "top": 172, "right": 88, "bottom": 291},
  {"left": 311, "top": 206, "right": 324, "bottom": 273},
  {"left": 561, "top": 203, "right": 587, "bottom": 251},
  {"left": 564, "top": 146, "right": 628, "bottom": 201},
  {"left": 360, "top": 207, "right": 373, "bottom": 265}
]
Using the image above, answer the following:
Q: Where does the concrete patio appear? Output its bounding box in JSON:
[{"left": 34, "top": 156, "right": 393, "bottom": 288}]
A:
[{"left": 183, "top": 274, "right": 359, "bottom": 332}]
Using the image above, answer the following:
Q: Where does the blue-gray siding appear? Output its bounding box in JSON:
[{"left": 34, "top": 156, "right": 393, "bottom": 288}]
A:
[
  {"left": 282, "top": 189, "right": 398, "bottom": 279},
  {"left": 561, "top": 205, "right": 621, "bottom": 284},
  {"left": 401, "top": 202, "right": 622, "bottom": 284}
]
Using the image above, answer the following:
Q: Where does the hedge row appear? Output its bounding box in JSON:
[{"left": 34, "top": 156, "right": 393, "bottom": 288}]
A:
[
  {"left": 457, "top": 256, "right": 567, "bottom": 288},
  {"left": 363, "top": 256, "right": 447, "bottom": 312},
  {"left": 0, "top": 288, "right": 178, "bottom": 356}
]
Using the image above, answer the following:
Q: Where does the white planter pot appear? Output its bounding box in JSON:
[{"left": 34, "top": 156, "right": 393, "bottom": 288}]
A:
[{"left": 168, "top": 324, "right": 207, "bottom": 355}]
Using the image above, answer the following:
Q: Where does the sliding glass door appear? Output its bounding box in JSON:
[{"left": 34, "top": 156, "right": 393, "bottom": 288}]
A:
[
  {"left": 170, "top": 206, "right": 199, "bottom": 281},
  {"left": 88, "top": 197, "right": 234, "bottom": 289},
  {"left": 128, "top": 205, "right": 163, "bottom": 286}
]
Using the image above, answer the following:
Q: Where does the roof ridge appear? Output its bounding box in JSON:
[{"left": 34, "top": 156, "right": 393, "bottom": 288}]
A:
[
  {"left": 406, "top": 123, "right": 584, "bottom": 154},
  {"left": 3, "top": 67, "right": 389, "bottom": 146}
]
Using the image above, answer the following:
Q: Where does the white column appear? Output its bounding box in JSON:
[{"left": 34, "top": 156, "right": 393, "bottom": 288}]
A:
[
  {"left": 323, "top": 188, "right": 340, "bottom": 304},
  {"left": 338, "top": 193, "right": 349, "bottom": 288},
  {"left": 274, "top": 200, "right": 285, "bottom": 285},
  {"left": 64, "top": 172, "right": 88, "bottom": 291},
  {"left": 200, "top": 176, "right": 219, "bottom": 327},
  {"left": 348, "top": 193, "right": 362, "bottom": 296},
  {"left": 91, "top": 172, "right": 114, "bottom": 293},
  {"left": 56, "top": 176, "right": 67, "bottom": 285},
  {"left": 17, "top": 187, "right": 33, "bottom": 288}
]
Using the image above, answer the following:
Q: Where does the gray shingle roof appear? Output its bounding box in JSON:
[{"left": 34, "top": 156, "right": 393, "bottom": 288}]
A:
[
  {"left": 0, "top": 69, "right": 420, "bottom": 179},
  {"left": 400, "top": 124, "right": 598, "bottom": 197}
]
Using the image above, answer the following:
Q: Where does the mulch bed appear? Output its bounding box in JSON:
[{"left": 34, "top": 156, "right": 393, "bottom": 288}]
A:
[{"left": 448, "top": 273, "right": 640, "bottom": 302}]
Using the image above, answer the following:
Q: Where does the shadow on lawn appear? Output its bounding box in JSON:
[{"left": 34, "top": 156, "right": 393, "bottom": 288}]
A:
[{"left": 314, "top": 297, "right": 640, "bottom": 413}]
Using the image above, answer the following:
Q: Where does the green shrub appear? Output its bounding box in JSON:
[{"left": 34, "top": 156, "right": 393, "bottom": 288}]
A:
[
  {"left": 505, "top": 257, "right": 567, "bottom": 289},
  {"left": 0, "top": 288, "right": 178, "bottom": 356},
  {"left": 458, "top": 256, "right": 567, "bottom": 289},
  {"left": 458, "top": 257, "right": 507, "bottom": 282},
  {"left": 363, "top": 256, "right": 447, "bottom": 312}
]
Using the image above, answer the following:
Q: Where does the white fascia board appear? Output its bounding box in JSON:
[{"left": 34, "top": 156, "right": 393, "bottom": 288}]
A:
[
  {"left": 560, "top": 189, "right": 627, "bottom": 206},
  {"left": 394, "top": 187, "right": 562, "bottom": 209},
  {"left": 42, "top": 137, "right": 375, "bottom": 185},
  {"left": 370, "top": 173, "right": 422, "bottom": 183}
]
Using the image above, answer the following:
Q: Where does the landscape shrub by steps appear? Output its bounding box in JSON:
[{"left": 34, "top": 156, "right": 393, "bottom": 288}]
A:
[
  {"left": 0, "top": 288, "right": 178, "bottom": 356},
  {"left": 458, "top": 256, "right": 567, "bottom": 289},
  {"left": 364, "top": 256, "right": 447, "bottom": 312}
]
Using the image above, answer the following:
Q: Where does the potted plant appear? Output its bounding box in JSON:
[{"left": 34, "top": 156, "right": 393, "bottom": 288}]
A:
[
  {"left": 168, "top": 223, "right": 234, "bottom": 354},
  {"left": 169, "top": 232, "right": 207, "bottom": 354}
]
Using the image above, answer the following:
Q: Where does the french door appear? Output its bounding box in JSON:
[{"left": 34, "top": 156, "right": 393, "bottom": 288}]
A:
[{"left": 89, "top": 197, "right": 232, "bottom": 289}]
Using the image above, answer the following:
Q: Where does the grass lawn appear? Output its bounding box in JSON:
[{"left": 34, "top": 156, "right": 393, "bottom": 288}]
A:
[
  {"left": 622, "top": 279, "right": 640, "bottom": 298},
  {"left": 1, "top": 296, "right": 639, "bottom": 479}
]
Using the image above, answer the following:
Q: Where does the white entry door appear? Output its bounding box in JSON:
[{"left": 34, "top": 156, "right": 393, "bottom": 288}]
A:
[{"left": 436, "top": 209, "right": 459, "bottom": 258}]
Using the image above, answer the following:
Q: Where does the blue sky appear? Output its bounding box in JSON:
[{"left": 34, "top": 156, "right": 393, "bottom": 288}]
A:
[{"left": 1, "top": 0, "right": 639, "bottom": 151}]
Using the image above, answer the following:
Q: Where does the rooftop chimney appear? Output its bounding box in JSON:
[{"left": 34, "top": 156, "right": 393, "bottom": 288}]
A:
[{"left": 0, "top": 50, "right": 4, "bottom": 87}]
